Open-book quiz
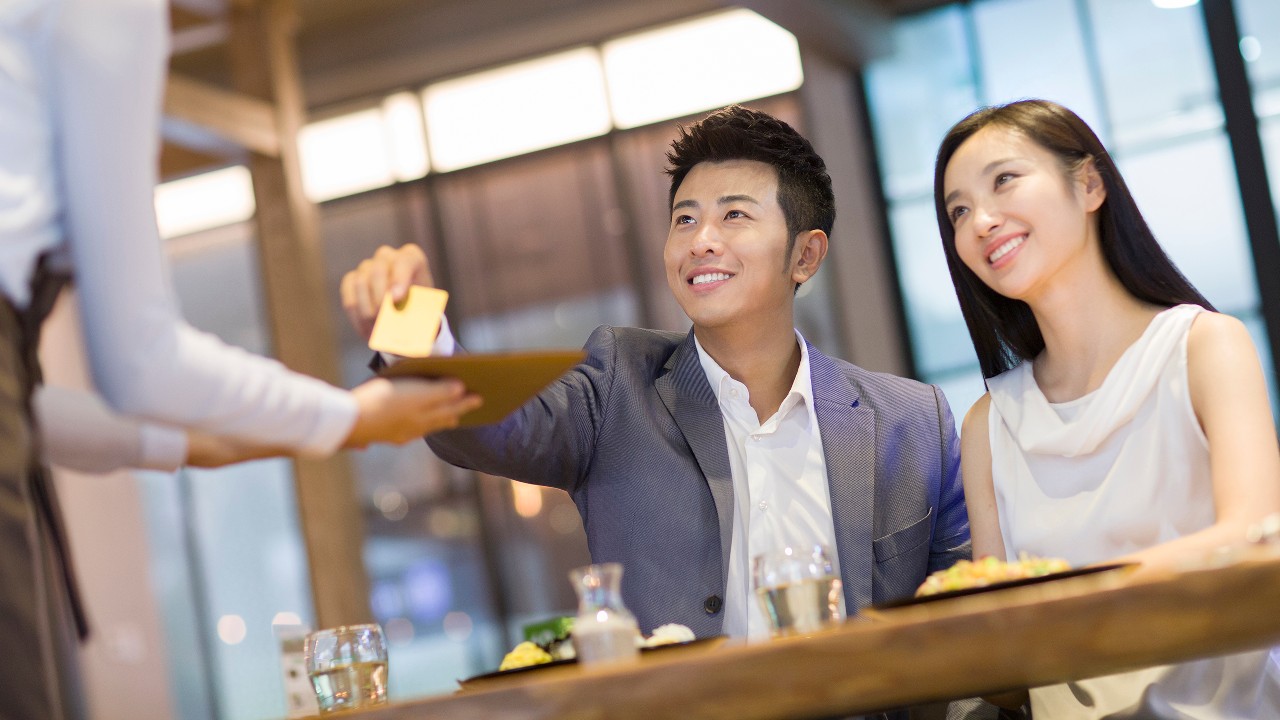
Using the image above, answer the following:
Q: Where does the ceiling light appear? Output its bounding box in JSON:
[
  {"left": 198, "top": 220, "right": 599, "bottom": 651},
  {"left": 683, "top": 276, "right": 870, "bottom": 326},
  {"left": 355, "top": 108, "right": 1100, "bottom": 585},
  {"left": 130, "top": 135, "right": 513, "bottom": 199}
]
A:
[
  {"left": 154, "top": 165, "right": 256, "bottom": 239},
  {"left": 602, "top": 9, "right": 803, "bottom": 129},
  {"left": 424, "top": 47, "right": 611, "bottom": 172}
]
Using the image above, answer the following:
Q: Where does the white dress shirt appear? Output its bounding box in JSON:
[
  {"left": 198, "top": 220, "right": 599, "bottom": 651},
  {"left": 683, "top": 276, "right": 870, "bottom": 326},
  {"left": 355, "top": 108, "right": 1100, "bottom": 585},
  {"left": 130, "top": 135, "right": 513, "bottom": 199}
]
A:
[
  {"left": 694, "top": 331, "right": 843, "bottom": 641},
  {"left": 0, "top": 0, "right": 355, "bottom": 455}
]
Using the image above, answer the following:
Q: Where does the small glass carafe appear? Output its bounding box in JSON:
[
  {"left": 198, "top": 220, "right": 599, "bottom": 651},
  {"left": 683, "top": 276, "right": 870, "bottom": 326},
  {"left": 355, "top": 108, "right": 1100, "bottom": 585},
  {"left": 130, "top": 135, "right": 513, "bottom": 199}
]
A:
[{"left": 569, "top": 562, "right": 640, "bottom": 666}]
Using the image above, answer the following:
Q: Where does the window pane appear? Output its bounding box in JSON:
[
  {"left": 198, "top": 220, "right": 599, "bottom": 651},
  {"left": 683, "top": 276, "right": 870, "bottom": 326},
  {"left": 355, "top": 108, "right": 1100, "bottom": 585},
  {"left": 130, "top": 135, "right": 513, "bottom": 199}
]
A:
[
  {"left": 159, "top": 226, "right": 315, "bottom": 720},
  {"left": 1116, "top": 135, "right": 1258, "bottom": 314},
  {"left": 1088, "top": 0, "right": 1222, "bottom": 150},
  {"left": 887, "top": 198, "right": 974, "bottom": 378},
  {"left": 864, "top": 6, "right": 977, "bottom": 200},
  {"left": 1236, "top": 0, "right": 1280, "bottom": 118},
  {"left": 972, "top": 0, "right": 1100, "bottom": 124}
]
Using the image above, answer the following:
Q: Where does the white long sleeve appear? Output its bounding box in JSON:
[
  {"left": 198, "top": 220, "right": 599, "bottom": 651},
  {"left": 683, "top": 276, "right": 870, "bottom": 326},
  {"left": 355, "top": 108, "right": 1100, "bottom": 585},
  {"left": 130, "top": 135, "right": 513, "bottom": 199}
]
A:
[
  {"left": 41, "top": 0, "right": 356, "bottom": 456},
  {"left": 35, "top": 385, "right": 187, "bottom": 474}
]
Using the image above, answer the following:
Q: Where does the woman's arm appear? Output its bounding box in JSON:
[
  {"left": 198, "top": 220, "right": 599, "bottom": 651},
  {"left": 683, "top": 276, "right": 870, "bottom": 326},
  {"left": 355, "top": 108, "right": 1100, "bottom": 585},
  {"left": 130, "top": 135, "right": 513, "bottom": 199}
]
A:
[
  {"left": 48, "top": 0, "right": 478, "bottom": 454},
  {"left": 961, "top": 393, "right": 1008, "bottom": 562},
  {"left": 37, "top": 384, "right": 296, "bottom": 472},
  {"left": 1124, "top": 312, "right": 1280, "bottom": 570},
  {"left": 961, "top": 394, "right": 1028, "bottom": 712}
]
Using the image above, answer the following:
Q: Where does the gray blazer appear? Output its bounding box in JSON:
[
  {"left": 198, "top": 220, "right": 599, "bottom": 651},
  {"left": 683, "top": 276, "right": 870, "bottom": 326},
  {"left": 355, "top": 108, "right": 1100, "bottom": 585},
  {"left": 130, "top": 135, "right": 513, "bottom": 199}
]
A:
[{"left": 427, "top": 326, "right": 970, "bottom": 637}]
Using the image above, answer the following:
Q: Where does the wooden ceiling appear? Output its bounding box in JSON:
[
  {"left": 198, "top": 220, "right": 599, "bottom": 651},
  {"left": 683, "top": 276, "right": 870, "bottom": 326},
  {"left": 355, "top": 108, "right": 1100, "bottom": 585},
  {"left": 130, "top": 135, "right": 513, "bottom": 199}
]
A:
[{"left": 160, "top": 0, "right": 951, "bottom": 180}]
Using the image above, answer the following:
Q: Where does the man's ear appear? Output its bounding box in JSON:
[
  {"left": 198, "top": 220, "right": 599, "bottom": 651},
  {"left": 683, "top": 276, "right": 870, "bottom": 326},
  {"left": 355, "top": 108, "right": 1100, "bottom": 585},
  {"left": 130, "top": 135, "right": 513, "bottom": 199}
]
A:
[{"left": 791, "top": 229, "right": 829, "bottom": 285}]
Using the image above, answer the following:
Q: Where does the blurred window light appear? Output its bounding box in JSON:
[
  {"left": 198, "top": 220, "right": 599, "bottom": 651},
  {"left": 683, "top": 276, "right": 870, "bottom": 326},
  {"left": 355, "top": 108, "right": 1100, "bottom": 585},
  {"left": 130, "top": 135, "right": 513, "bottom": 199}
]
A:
[
  {"left": 512, "top": 482, "right": 543, "bottom": 518},
  {"left": 602, "top": 9, "right": 803, "bottom": 130},
  {"left": 1151, "top": 0, "right": 1199, "bottom": 8},
  {"left": 382, "top": 92, "right": 431, "bottom": 182},
  {"left": 1240, "top": 36, "right": 1262, "bottom": 63},
  {"left": 217, "top": 614, "right": 247, "bottom": 645},
  {"left": 154, "top": 165, "right": 256, "bottom": 240},
  {"left": 299, "top": 108, "right": 397, "bottom": 202},
  {"left": 271, "top": 611, "right": 303, "bottom": 627},
  {"left": 423, "top": 47, "right": 612, "bottom": 172},
  {"left": 442, "top": 611, "right": 473, "bottom": 643}
]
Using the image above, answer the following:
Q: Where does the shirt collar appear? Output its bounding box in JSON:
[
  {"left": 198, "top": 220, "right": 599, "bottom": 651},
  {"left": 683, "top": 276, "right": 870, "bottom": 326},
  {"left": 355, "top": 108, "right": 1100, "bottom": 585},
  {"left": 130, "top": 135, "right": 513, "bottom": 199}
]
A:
[{"left": 693, "top": 330, "right": 815, "bottom": 415}]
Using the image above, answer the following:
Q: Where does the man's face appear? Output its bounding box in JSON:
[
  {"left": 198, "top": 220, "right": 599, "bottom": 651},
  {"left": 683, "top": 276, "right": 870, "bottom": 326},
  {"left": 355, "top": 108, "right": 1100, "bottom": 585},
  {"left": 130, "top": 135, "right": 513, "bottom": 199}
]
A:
[{"left": 664, "top": 159, "right": 800, "bottom": 332}]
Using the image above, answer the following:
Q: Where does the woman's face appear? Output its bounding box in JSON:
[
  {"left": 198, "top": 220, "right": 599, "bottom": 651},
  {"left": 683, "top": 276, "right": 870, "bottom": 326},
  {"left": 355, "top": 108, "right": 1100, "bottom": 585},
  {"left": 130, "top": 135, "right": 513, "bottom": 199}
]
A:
[{"left": 941, "top": 125, "right": 1105, "bottom": 303}]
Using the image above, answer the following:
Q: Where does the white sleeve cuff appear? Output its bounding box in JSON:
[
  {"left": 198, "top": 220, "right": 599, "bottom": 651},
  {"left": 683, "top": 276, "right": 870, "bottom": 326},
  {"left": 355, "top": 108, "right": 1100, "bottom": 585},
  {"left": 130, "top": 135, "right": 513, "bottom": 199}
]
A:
[
  {"left": 293, "top": 385, "right": 359, "bottom": 458},
  {"left": 137, "top": 424, "right": 188, "bottom": 472},
  {"left": 432, "top": 315, "right": 456, "bottom": 356}
]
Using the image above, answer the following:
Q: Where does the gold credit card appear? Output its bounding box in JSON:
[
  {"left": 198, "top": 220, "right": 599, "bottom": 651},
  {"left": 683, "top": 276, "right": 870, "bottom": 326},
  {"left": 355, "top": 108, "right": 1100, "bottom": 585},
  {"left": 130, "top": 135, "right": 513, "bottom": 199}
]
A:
[{"left": 367, "top": 286, "right": 449, "bottom": 358}]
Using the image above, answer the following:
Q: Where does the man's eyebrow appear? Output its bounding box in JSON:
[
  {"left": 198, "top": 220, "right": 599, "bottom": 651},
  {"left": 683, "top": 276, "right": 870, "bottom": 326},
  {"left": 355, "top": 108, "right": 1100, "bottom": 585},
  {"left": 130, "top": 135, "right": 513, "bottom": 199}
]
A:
[{"left": 671, "top": 194, "right": 762, "bottom": 214}]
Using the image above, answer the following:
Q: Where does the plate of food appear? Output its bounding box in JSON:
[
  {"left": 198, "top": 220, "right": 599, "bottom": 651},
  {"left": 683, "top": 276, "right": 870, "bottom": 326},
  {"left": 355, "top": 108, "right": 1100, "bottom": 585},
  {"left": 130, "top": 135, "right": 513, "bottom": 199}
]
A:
[
  {"left": 871, "top": 555, "right": 1135, "bottom": 611},
  {"left": 458, "top": 623, "right": 719, "bottom": 687}
]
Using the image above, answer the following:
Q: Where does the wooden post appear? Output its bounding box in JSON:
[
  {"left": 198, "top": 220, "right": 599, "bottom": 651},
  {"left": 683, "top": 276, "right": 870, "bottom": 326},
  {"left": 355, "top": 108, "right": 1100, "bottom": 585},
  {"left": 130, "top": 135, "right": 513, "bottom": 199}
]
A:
[{"left": 226, "top": 0, "right": 373, "bottom": 628}]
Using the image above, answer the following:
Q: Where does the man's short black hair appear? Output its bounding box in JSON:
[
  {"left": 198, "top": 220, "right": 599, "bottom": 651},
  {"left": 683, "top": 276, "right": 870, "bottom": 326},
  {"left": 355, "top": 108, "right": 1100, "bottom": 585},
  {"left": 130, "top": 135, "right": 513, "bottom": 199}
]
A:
[{"left": 665, "top": 105, "right": 836, "bottom": 255}]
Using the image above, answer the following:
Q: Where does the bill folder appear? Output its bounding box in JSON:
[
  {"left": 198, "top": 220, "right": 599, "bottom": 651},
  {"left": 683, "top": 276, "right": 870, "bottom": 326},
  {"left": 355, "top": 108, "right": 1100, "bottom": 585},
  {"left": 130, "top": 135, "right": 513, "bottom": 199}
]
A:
[{"left": 377, "top": 349, "right": 587, "bottom": 427}]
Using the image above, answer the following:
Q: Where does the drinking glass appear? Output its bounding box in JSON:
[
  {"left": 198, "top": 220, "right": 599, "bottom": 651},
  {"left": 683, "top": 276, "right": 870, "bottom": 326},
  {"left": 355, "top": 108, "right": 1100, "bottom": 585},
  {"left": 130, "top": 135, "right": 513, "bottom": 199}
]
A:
[
  {"left": 569, "top": 562, "right": 640, "bottom": 666},
  {"left": 752, "top": 545, "right": 845, "bottom": 637},
  {"left": 304, "top": 624, "right": 388, "bottom": 713}
]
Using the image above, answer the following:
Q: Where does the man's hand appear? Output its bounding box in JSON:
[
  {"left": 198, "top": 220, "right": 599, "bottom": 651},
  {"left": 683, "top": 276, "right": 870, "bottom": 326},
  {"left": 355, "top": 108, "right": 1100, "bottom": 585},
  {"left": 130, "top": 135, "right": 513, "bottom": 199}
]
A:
[
  {"left": 343, "top": 377, "right": 482, "bottom": 448},
  {"left": 339, "top": 244, "right": 435, "bottom": 340}
]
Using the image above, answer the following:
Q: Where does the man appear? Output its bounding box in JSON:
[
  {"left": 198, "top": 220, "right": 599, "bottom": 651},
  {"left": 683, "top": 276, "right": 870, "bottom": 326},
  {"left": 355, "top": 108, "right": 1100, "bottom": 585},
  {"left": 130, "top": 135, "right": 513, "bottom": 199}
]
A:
[{"left": 343, "top": 106, "right": 970, "bottom": 641}]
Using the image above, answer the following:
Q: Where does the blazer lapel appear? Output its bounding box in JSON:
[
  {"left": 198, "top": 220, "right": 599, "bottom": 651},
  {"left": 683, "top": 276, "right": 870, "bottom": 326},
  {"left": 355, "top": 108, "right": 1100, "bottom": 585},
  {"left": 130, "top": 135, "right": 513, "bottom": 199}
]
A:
[
  {"left": 808, "top": 343, "right": 876, "bottom": 611},
  {"left": 655, "top": 330, "right": 734, "bottom": 590}
]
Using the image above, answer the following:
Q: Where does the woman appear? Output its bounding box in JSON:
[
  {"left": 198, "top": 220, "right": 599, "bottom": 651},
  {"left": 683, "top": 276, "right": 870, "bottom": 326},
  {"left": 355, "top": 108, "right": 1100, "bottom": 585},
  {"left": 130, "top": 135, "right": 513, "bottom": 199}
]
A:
[
  {"left": 1, "top": 1, "right": 479, "bottom": 717},
  {"left": 934, "top": 99, "right": 1280, "bottom": 718}
]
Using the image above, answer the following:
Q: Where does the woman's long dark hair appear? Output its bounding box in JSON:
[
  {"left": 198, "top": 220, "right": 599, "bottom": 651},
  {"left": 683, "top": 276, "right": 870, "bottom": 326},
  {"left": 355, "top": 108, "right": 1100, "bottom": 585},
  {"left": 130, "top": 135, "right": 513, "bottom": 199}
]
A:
[{"left": 933, "top": 99, "right": 1214, "bottom": 379}]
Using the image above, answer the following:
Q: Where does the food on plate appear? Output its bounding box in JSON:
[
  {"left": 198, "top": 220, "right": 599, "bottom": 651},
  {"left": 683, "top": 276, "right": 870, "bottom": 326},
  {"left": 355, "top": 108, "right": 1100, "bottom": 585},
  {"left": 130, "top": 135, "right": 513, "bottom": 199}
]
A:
[
  {"left": 498, "top": 641, "right": 553, "bottom": 671},
  {"left": 523, "top": 616, "right": 576, "bottom": 660},
  {"left": 495, "top": 620, "right": 698, "bottom": 670},
  {"left": 915, "top": 554, "right": 1071, "bottom": 597},
  {"left": 643, "top": 623, "right": 697, "bottom": 648}
]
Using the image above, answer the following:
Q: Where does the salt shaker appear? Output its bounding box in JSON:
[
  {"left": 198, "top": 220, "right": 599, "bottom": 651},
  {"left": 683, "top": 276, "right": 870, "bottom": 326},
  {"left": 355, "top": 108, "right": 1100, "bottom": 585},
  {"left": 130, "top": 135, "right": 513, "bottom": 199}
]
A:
[{"left": 569, "top": 562, "right": 640, "bottom": 666}]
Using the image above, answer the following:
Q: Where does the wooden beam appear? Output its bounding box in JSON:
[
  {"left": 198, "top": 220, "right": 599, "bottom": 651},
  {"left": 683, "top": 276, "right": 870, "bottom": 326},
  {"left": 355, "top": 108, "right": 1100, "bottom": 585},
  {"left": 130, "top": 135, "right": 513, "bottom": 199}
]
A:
[
  {"left": 159, "top": 141, "right": 231, "bottom": 181},
  {"left": 163, "top": 74, "right": 280, "bottom": 157},
  {"left": 227, "top": 0, "right": 374, "bottom": 630}
]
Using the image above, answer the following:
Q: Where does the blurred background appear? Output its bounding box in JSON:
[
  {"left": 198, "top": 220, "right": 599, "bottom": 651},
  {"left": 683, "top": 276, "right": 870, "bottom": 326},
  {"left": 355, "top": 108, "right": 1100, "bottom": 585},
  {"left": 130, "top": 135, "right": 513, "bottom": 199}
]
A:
[{"left": 46, "top": 0, "right": 1280, "bottom": 717}]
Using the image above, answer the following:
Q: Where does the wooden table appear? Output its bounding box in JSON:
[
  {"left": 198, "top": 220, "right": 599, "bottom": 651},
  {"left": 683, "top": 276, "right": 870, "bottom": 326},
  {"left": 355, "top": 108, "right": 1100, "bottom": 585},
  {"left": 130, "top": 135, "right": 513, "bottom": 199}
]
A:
[{"left": 358, "top": 551, "right": 1280, "bottom": 720}]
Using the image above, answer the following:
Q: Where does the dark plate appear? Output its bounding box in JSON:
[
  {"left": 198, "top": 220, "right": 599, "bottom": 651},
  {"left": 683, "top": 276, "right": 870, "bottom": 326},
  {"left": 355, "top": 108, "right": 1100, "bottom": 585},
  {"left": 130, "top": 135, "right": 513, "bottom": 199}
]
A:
[
  {"left": 870, "top": 563, "right": 1135, "bottom": 611},
  {"left": 458, "top": 637, "right": 723, "bottom": 686}
]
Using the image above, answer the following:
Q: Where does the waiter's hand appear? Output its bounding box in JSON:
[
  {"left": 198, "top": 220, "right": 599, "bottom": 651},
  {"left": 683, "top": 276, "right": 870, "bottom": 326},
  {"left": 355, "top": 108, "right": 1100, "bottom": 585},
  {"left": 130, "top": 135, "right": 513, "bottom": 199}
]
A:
[
  {"left": 344, "top": 377, "right": 482, "bottom": 447},
  {"left": 340, "top": 243, "right": 434, "bottom": 341}
]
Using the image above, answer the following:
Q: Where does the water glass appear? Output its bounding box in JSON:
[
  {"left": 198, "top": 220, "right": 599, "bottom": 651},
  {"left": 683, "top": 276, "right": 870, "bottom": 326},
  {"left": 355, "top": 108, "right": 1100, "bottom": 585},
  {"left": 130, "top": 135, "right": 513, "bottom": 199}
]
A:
[
  {"left": 304, "top": 624, "right": 388, "bottom": 714},
  {"left": 752, "top": 545, "right": 845, "bottom": 637}
]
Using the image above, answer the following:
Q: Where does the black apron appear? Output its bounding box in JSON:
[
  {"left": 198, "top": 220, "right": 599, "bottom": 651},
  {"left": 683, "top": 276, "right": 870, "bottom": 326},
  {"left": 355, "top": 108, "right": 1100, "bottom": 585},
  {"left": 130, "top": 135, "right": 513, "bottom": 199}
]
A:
[{"left": 0, "top": 255, "right": 87, "bottom": 720}]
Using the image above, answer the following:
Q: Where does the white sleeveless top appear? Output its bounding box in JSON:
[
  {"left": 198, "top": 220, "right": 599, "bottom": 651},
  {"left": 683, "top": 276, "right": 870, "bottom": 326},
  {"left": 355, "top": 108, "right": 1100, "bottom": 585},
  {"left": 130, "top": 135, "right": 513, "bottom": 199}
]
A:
[{"left": 987, "top": 304, "right": 1280, "bottom": 719}]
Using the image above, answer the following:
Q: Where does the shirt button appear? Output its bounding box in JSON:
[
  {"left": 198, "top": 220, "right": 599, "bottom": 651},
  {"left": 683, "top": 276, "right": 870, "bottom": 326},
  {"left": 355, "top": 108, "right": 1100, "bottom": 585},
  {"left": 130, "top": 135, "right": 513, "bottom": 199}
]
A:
[
  {"left": 729, "top": 389, "right": 739, "bottom": 397},
  {"left": 757, "top": 500, "right": 768, "bottom": 511},
  {"left": 703, "top": 595, "right": 723, "bottom": 614}
]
